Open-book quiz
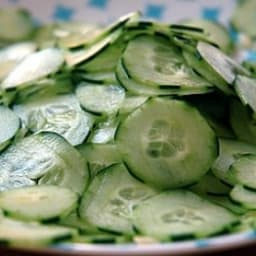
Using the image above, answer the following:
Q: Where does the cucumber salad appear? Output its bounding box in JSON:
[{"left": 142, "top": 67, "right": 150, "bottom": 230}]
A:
[{"left": 1, "top": 1, "right": 256, "bottom": 247}]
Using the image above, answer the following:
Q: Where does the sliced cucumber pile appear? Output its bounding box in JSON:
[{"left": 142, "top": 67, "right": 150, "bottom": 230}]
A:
[{"left": 1, "top": 6, "right": 256, "bottom": 249}]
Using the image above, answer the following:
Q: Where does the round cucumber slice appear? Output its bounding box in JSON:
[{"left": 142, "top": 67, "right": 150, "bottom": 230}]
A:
[
  {"left": 133, "top": 190, "right": 237, "bottom": 240},
  {"left": 123, "top": 35, "right": 212, "bottom": 91},
  {"left": 76, "top": 82, "right": 125, "bottom": 115},
  {"left": 0, "top": 185, "right": 78, "bottom": 221},
  {"left": 116, "top": 98, "right": 218, "bottom": 189},
  {"left": 2, "top": 48, "right": 64, "bottom": 89}
]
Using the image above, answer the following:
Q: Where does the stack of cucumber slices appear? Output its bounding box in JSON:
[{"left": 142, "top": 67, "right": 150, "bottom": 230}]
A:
[{"left": 1, "top": 6, "right": 256, "bottom": 248}]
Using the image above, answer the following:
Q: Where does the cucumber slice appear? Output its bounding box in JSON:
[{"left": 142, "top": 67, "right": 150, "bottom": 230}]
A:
[
  {"left": 0, "top": 42, "right": 37, "bottom": 80},
  {"left": 77, "top": 143, "right": 121, "bottom": 178},
  {"left": 119, "top": 95, "right": 148, "bottom": 115},
  {"left": 234, "top": 75, "right": 256, "bottom": 113},
  {"left": 212, "top": 139, "right": 256, "bottom": 184},
  {"left": 197, "top": 42, "right": 249, "bottom": 86},
  {"left": 65, "top": 28, "right": 122, "bottom": 67},
  {"left": 0, "top": 132, "right": 88, "bottom": 194},
  {"left": 14, "top": 94, "right": 93, "bottom": 146},
  {"left": 2, "top": 48, "right": 64, "bottom": 90},
  {"left": 181, "top": 19, "right": 233, "bottom": 53},
  {"left": 76, "top": 82, "right": 125, "bottom": 115},
  {"left": 79, "top": 164, "right": 157, "bottom": 234},
  {"left": 229, "top": 154, "right": 256, "bottom": 190},
  {"left": 182, "top": 49, "right": 231, "bottom": 95},
  {"left": 0, "top": 185, "right": 78, "bottom": 221},
  {"left": 231, "top": 0, "right": 256, "bottom": 38},
  {"left": 116, "top": 98, "right": 217, "bottom": 189},
  {"left": 123, "top": 35, "right": 212, "bottom": 91},
  {"left": 0, "top": 106, "right": 20, "bottom": 151},
  {"left": 0, "top": 8, "right": 35, "bottom": 42},
  {"left": 133, "top": 190, "right": 237, "bottom": 240},
  {"left": 230, "top": 185, "right": 256, "bottom": 210},
  {"left": 0, "top": 217, "right": 76, "bottom": 247}
]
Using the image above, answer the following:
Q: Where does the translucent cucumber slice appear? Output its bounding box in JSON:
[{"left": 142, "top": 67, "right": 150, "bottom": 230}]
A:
[
  {"left": 14, "top": 94, "right": 93, "bottom": 146},
  {"left": 76, "top": 82, "right": 125, "bottom": 115},
  {"left": 212, "top": 138, "right": 256, "bottom": 184},
  {"left": 234, "top": 75, "right": 256, "bottom": 113},
  {"left": 181, "top": 19, "right": 233, "bottom": 53},
  {"left": 79, "top": 163, "right": 157, "bottom": 234},
  {"left": 0, "top": 132, "right": 88, "bottom": 195},
  {"left": 2, "top": 48, "right": 64, "bottom": 89},
  {"left": 123, "top": 35, "right": 212, "bottom": 90},
  {"left": 133, "top": 190, "right": 237, "bottom": 240},
  {"left": 0, "top": 105, "right": 20, "bottom": 152},
  {"left": 0, "top": 185, "right": 78, "bottom": 221},
  {"left": 230, "top": 185, "right": 256, "bottom": 210},
  {"left": 116, "top": 98, "right": 217, "bottom": 189},
  {"left": 197, "top": 42, "right": 249, "bottom": 85}
]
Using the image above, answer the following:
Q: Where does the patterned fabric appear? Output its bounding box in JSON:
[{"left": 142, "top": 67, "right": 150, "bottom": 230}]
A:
[{"left": 0, "top": 0, "right": 236, "bottom": 25}]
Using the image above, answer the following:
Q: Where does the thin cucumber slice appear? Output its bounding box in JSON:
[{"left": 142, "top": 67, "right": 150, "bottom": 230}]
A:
[
  {"left": 234, "top": 75, "right": 256, "bottom": 113},
  {"left": 0, "top": 106, "right": 20, "bottom": 151},
  {"left": 229, "top": 154, "right": 256, "bottom": 189},
  {"left": 2, "top": 48, "right": 64, "bottom": 90},
  {"left": 0, "top": 8, "right": 35, "bottom": 42},
  {"left": 182, "top": 49, "right": 232, "bottom": 95},
  {"left": 197, "top": 42, "right": 250, "bottom": 85},
  {"left": 79, "top": 163, "right": 157, "bottom": 234},
  {"left": 0, "top": 132, "right": 88, "bottom": 195},
  {"left": 189, "top": 172, "right": 231, "bottom": 196},
  {"left": 0, "top": 42, "right": 37, "bottom": 63},
  {"left": 230, "top": 185, "right": 256, "bottom": 210},
  {"left": 229, "top": 99, "right": 256, "bottom": 144},
  {"left": 231, "top": 0, "right": 256, "bottom": 38},
  {"left": 0, "top": 42, "right": 37, "bottom": 80},
  {"left": 13, "top": 94, "right": 93, "bottom": 146},
  {"left": 123, "top": 35, "right": 212, "bottom": 90},
  {"left": 212, "top": 139, "right": 256, "bottom": 185},
  {"left": 76, "top": 82, "right": 125, "bottom": 115},
  {"left": 133, "top": 190, "right": 237, "bottom": 240},
  {"left": 116, "top": 98, "right": 217, "bottom": 189},
  {"left": 0, "top": 185, "right": 78, "bottom": 221},
  {"left": 77, "top": 143, "right": 121, "bottom": 178},
  {"left": 65, "top": 28, "right": 122, "bottom": 67},
  {"left": 181, "top": 19, "right": 233, "bottom": 53},
  {"left": 56, "top": 23, "right": 102, "bottom": 49},
  {"left": 0, "top": 217, "right": 76, "bottom": 247}
]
